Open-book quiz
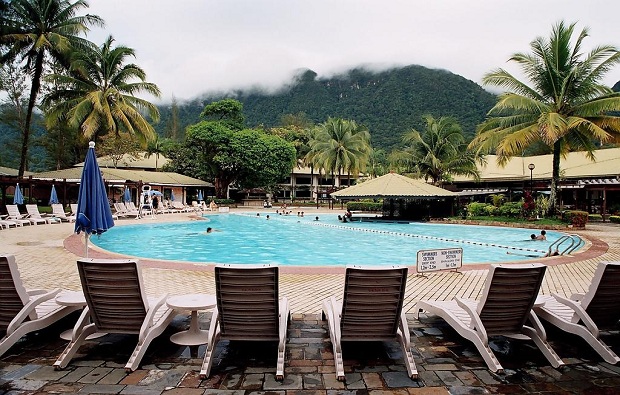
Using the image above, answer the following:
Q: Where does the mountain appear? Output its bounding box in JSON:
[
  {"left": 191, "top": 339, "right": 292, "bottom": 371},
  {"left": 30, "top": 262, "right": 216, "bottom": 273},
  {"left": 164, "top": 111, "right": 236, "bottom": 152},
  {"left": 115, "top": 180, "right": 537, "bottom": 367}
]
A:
[{"left": 156, "top": 65, "right": 498, "bottom": 149}]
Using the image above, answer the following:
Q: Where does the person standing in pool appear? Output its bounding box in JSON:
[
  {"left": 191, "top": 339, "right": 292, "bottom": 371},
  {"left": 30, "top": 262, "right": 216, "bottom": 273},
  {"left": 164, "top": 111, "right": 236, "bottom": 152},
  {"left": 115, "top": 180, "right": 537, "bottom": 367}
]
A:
[{"left": 535, "top": 230, "right": 547, "bottom": 240}]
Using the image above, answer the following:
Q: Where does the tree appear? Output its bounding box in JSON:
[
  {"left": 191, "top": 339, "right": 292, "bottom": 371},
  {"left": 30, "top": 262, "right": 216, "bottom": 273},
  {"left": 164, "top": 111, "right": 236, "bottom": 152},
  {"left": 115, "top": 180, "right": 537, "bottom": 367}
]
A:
[
  {"left": 165, "top": 95, "right": 181, "bottom": 140},
  {"left": 98, "top": 132, "right": 141, "bottom": 168},
  {"left": 200, "top": 98, "right": 245, "bottom": 130},
  {"left": 0, "top": 0, "right": 103, "bottom": 177},
  {"left": 166, "top": 99, "right": 296, "bottom": 198},
  {"left": 43, "top": 35, "right": 160, "bottom": 144},
  {"left": 177, "top": 123, "right": 296, "bottom": 198},
  {"left": 391, "top": 115, "right": 481, "bottom": 185},
  {"left": 145, "top": 135, "right": 171, "bottom": 171},
  {"left": 470, "top": 21, "right": 620, "bottom": 214},
  {"left": 308, "top": 117, "right": 371, "bottom": 186}
]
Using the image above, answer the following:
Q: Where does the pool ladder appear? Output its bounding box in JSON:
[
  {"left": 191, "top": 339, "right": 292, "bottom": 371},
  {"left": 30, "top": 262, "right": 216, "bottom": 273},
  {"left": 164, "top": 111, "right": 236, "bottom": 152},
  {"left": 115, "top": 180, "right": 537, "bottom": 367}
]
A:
[{"left": 547, "top": 234, "right": 584, "bottom": 256}]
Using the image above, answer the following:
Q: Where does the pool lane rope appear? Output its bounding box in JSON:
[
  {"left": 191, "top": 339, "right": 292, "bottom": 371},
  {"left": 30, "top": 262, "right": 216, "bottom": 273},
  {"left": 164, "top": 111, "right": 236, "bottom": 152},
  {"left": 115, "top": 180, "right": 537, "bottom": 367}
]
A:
[{"left": 242, "top": 212, "right": 548, "bottom": 256}]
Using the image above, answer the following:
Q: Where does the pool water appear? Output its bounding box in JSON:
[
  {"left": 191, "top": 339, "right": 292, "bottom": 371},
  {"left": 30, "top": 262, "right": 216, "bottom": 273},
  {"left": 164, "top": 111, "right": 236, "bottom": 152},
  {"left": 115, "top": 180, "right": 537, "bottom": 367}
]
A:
[{"left": 91, "top": 212, "right": 577, "bottom": 267}]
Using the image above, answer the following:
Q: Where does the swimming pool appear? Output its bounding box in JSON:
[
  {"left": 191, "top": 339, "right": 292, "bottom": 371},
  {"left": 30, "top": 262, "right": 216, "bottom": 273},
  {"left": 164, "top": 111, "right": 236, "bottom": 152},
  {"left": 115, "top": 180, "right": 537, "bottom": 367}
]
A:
[{"left": 91, "top": 212, "right": 578, "bottom": 267}]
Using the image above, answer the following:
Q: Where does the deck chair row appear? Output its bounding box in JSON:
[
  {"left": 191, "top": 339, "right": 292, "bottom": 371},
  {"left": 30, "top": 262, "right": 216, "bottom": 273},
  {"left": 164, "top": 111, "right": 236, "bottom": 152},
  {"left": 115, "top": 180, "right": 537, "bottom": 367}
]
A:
[{"left": 2, "top": 255, "right": 619, "bottom": 381}]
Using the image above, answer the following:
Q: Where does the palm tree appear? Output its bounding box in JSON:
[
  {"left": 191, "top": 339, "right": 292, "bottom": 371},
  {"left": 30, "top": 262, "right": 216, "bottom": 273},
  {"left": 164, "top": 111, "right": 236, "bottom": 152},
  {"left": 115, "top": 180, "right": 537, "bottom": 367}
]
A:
[
  {"left": 391, "top": 115, "right": 481, "bottom": 185},
  {"left": 43, "top": 35, "right": 161, "bottom": 144},
  {"left": 470, "top": 21, "right": 620, "bottom": 214},
  {"left": 309, "top": 118, "right": 371, "bottom": 187},
  {"left": 145, "top": 135, "right": 170, "bottom": 171},
  {"left": 0, "top": 0, "right": 103, "bottom": 177}
]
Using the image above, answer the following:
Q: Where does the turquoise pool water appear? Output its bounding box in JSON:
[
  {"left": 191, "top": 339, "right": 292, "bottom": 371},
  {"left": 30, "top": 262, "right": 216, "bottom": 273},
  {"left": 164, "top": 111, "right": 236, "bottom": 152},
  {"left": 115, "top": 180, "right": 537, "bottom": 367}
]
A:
[{"left": 91, "top": 212, "right": 578, "bottom": 267}]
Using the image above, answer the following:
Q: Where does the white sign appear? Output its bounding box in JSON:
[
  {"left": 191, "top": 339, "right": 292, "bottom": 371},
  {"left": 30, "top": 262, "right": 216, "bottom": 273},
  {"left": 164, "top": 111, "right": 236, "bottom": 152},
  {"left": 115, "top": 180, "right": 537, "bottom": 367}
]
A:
[{"left": 416, "top": 248, "right": 463, "bottom": 273}]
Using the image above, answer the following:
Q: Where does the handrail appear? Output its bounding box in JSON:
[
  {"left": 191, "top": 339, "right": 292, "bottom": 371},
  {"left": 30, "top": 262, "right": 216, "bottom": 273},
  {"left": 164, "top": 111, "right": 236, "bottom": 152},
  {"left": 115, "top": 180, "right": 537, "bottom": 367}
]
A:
[{"left": 547, "top": 234, "right": 583, "bottom": 256}]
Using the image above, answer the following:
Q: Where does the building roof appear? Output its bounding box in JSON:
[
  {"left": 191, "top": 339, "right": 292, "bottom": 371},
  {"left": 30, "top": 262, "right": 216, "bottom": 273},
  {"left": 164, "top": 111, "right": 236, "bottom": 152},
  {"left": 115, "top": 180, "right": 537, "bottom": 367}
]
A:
[
  {"left": 0, "top": 166, "right": 33, "bottom": 177},
  {"left": 331, "top": 172, "right": 456, "bottom": 199},
  {"left": 454, "top": 147, "right": 620, "bottom": 182},
  {"left": 31, "top": 167, "right": 212, "bottom": 187},
  {"left": 74, "top": 152, "right": 170, "bottom": 170}
]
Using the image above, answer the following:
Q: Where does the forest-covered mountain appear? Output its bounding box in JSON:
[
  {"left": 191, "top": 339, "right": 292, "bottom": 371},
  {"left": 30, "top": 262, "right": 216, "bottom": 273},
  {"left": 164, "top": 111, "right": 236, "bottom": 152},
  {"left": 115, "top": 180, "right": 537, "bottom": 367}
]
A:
[{"left": 156, "top": 65, "right": 498, "bottom": 149}]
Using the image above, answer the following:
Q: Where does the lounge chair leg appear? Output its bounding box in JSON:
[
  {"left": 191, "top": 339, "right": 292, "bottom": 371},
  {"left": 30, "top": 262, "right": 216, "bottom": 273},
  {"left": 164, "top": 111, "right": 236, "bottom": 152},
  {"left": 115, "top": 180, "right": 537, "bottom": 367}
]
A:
[
  {"left": 54, "top": 324, "right": 97, "bottom": 370},
  {"left": 522, "top": 326, "right": 565, "bottom": 368}
]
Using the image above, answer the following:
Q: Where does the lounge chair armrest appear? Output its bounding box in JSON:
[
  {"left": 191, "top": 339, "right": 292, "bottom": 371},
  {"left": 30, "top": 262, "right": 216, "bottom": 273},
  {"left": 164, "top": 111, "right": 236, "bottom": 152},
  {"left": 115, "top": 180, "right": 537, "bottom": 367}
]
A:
[
  {"left": 206, "top": 307, "right": 220, "bottom": 351},
  {"left": 455, "top": 297, "right": 488, "bottom": 343},
  {"left": 7, "top": 288, "right": 61, "bottom": 334},
  {"left": 552, "top": 293, "right": 599, "bottom": 337},
  {"left": 139, "top": 294, "right": 168, "bottom": 342},
  {"left": 26, "top": 289, "right": 48, "bottom": 296},
  {"left": 569, "top": 293, "right": 584, "bottom": 301}
]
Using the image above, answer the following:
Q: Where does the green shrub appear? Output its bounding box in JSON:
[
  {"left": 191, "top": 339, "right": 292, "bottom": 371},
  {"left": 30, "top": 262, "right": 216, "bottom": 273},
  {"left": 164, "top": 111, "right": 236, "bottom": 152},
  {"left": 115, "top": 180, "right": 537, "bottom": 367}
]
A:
[
  {"left": 498, "top": 201, "right": 523, "bottom": 218},
  {"left": 609, "top": 215, "right": 620, "bottom": 224},
  {"left": 347, "top": 201, "right": 382, "bottom": 212},
  {"left": 588, "top": 214, "right": 603, "bottom": 221},
  {"left": 484, "top": 205, "right": 498, "bottom": 216},
  {"left": 563, "top": 210, "right": 589, "bottom": 227},
  {"left": 213, "top": 198, "right": 235, "bottom": 205},
  {"left": 467, "top": 202, "right": 490, "bottom": 217}
]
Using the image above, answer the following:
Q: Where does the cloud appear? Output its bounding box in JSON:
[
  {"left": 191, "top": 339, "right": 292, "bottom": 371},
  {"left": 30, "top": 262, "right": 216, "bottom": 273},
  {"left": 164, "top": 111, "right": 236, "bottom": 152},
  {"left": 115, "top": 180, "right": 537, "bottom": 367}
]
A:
[{"left": 85, "top": 0, "right": 620, "bottom": 103}]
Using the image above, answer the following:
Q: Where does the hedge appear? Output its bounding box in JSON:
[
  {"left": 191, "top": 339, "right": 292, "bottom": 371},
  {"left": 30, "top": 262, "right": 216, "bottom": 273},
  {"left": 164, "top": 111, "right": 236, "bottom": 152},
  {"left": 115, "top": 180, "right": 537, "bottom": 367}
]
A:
[
  {"left": 610, "top": 215, "right": 620, "bottom": 224},
  {"left": 562, "top": 210, "right": 589, "bottom": 227},
  {"left": 588, "top": 214, "right": 603, "bottom": 222},
  {"left": 346, "top": 201, "right": 383, "bottom": 212}
]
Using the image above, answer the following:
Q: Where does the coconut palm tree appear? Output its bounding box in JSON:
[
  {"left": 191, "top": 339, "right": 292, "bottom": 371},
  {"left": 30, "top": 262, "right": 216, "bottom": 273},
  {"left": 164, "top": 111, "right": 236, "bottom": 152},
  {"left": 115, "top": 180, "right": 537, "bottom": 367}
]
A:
[
  {"left": 0, "top": 0, "right": 103, "bottom": 177},
  {"left": 43, "top": 35, "right": 160, "bottom": 144},
  {"left": 470, "top": 21, "right": 620, "bottom": 214},
  {"left": 391, "top": 115, "right": 481, "bottom": 185},
  {"left": 309, "top": 117, "right": 371, "bottom": 187}
]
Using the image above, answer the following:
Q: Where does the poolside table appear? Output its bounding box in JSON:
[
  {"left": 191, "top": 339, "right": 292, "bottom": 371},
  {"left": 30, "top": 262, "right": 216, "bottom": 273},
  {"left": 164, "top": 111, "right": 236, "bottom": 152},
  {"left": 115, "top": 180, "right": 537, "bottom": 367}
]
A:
[{"left": 166, "top": 293, "right": 217, "bottom": 346}]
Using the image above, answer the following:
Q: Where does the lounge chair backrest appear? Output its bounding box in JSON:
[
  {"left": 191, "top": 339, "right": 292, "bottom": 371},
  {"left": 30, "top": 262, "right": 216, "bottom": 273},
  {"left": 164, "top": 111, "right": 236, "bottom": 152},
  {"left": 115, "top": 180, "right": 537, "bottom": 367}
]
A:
[
  {"left": 77, "top": 259, "right": 149, "bottom": 333},
  {"left": 6, "top": 205, "right": 22, "bottom": 218},
  {"left": 0, "top": 255, "right": 32, "bottom": 331},
  {"left": 477, "top": 263, "right": 546, "bottom": 336},
  {"left": 25, "top": 205, "right": 41, "bottom": 218},
  {"left": 340, "top": 266, "right": 408, "bottom": 340},
  {"left": 70, "top": 204, "right": 78, "bottom": 215},
  {"left": 581, "top": 262, "right": 620, "bottom": 328},
  {"left": 215, "top": 264, "right": 280, "bottom": 340},
  {"left": 51, "top": 204, "right": 65, "bottom": 216}
]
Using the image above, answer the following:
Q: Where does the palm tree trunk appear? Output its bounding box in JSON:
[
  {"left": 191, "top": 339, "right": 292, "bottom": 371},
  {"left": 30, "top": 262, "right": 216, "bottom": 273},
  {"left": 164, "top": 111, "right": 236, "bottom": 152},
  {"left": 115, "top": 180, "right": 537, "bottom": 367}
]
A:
[
  {"left": 548, "top": 140, "right": 562, "bottom": 216},
  {"left": 18, "top": 50, "right": 44, "bottom": 178}
]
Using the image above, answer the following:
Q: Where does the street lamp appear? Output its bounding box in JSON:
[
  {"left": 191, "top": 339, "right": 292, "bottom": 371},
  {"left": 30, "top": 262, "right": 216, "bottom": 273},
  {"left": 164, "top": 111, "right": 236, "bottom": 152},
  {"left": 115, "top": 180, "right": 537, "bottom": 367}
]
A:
[{"left": 528, "top": 163, "right": 535, "bottom": 196}]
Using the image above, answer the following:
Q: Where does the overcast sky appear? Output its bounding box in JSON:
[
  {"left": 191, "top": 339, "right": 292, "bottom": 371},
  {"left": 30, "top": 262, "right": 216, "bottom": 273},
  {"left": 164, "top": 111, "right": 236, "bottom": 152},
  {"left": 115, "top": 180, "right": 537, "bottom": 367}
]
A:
[{"left": 86, "top": 0, "right": 620, "bottom": 103}]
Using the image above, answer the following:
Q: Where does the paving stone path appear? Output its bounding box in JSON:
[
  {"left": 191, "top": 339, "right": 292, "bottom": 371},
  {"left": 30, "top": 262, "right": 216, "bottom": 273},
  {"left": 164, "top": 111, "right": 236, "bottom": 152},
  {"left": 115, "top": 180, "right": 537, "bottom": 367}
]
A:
[{"left": 1, "top": 210, "right": 620, "bottom": 394}]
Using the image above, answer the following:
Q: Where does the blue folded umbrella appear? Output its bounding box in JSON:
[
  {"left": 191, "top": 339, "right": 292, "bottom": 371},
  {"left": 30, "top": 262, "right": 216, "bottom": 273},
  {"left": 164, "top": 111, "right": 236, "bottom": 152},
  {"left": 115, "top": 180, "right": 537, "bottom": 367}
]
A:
[
  {"left": 49, "top": 185, "right": 59, "bottom": 205},
  {"left": 13, "top": 183, "right": 24, "bottom": 205}
]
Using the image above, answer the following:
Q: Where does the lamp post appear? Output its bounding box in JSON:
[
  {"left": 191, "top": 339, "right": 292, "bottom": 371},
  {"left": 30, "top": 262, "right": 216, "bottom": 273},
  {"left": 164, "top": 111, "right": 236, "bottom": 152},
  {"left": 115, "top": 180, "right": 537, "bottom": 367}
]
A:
[{"left": 528, "top": 163, "right": 535, "bottom": 196}]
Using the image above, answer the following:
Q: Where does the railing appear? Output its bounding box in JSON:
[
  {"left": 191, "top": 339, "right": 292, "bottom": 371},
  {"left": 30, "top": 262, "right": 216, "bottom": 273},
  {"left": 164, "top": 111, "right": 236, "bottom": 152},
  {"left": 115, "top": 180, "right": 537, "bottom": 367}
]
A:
[{"left": 548, "top": 234, "right": 584, "bottom": 256}]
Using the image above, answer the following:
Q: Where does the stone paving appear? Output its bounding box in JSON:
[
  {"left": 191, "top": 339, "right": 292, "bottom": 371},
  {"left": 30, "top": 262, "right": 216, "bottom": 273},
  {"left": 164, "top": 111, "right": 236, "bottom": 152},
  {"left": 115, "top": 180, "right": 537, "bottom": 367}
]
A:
[{"left": 1, "top": 209, "right": 620, "bottom": 394}]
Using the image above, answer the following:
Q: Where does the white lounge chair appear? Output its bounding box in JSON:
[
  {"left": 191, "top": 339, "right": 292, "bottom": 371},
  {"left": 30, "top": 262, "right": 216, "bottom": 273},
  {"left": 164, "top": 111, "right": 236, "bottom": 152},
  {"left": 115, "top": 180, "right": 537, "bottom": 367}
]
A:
[
  {"left": 534, "top": 261, "right": 620, "bottom": 364},
  {"left": 4, "top": 205, "right": 33, "bottom": 226},
  {"left": 0, "top": 218, "right": 20, "bottom": 228},
  {"left": 414, "top": 263, "right": 564, "bottom": 373},
  {"left": 51, "top": 204, "right": 75, "bottom": 222},
  {"left": 25, "top": 204, "right": 57, "bottom": 224},
  {"left": 322, "top": 265, "right": 417, "bottom": 381},
  {"left": 200, "top": 264, "right": 290, "bottom": 380},
  {"left": 0, "top": 255, "right": 82, "bottom": 357},
  {"left": 54, "top": 258, "right": 175, "bottom": 372}
]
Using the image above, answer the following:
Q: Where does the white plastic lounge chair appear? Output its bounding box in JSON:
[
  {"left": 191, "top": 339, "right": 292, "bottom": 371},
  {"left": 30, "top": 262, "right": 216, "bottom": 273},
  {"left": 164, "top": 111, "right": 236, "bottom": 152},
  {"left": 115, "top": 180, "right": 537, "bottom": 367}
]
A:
[
  {"left": 534, "top": 261, "right": 620, "bottom": 364},
  {"left": 200, "top": 264, "right": 290, "bottom": 380},
  {"left": 0, "top": 255, "right": 82, "bottom": 357},
  {"left": 51, "top": 204, "right": 75, "bottom": 222},
  {"left": 414, "top": 263, "right": 564, "bottom": 373},
  {"left": 5, "top": 205, "right": 33, "bottom": 226},
  {"left": 53, "top": 258, "right": 175, "bottom": 371},
  {"left": 25, "top": 204, "right": 57, "bottom": 224},
  {"left": 0, "top": 218, "right": 20, "bottom": 228},
  {"left": 322, "top": 265, "right": 418, "bottom": 381},
  {"left": 70, "top": 204, "right": 78, "bottom": 216}
]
